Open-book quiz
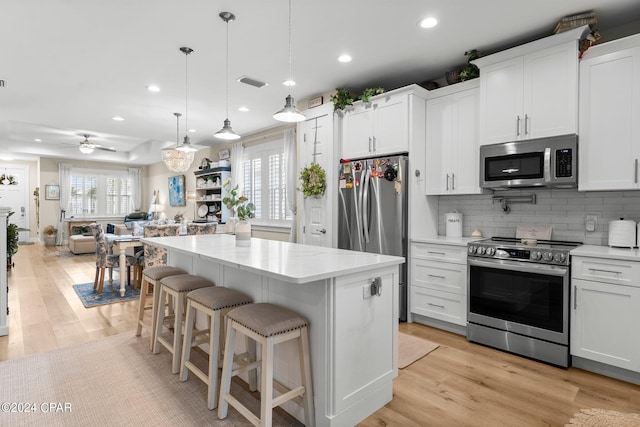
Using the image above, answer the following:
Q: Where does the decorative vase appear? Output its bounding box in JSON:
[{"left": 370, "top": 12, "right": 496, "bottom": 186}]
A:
[
  {"left": 235, "top": 220, "right": 251, "bottom": 247},
  {"left": 226, "top": 216, "right": 239, "bottom": 234},
  {"left": 44, "top": 234, "right": 56, "bottom": 247}
]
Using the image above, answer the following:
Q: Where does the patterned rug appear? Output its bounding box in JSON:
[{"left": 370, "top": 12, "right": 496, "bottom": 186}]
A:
[
  {"left": 42, "top": 248, "right": 93, "bottom": 258},
  {"left": 72, "top": 281, "right": 140, "bottom": 308},
  {"left": 566, "top": 408, "right": 640, "bottom": 426}
]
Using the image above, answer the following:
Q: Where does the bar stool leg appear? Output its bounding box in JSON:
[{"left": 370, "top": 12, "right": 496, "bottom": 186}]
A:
[
  {"left": 261, "top": 336, "right": 275, "bottom": 427},
  {"left": 218, "top": 320, "right": 237, "bottom": 420},
  {"left": 171, "top": 293, "right": 184, "bottom": 374},
  {"left": 179, "top": 300, "right": 197, "bottom": 381},
  {"left": 135, "top": 277, "right": 150, "bottom": 336},
  {"left": 152, "top": 286, "right": 166, "bottom": 354}
]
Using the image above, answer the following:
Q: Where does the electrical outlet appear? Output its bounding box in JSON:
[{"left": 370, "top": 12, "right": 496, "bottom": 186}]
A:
[{"left": 585, "top": 214, "right": 597, "bottom": 232}]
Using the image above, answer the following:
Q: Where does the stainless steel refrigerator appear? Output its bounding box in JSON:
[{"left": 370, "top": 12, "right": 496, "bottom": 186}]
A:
[{"left": 338, "top": 154, "right": 408, "bottom": 321}]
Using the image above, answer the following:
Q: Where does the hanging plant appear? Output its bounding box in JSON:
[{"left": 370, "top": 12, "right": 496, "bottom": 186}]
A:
[
  {"left": 298, "top": 162, "right": 326, "bottom": 198},
  {"left": 330, "top": 88, "right": 354, "bottom": 112}
]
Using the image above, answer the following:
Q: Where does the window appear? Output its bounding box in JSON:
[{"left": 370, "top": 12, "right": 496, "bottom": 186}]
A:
[
  {"left": 241, "top": 139, "right": 292, "bottom": 224},
  {"left": 69, "top": 169, "right": 132, "bottom": 217}
]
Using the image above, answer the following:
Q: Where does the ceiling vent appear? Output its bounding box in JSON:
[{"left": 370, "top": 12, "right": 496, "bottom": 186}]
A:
[{"left": 237, "top": 75, "right": 268, "bottom": 89}]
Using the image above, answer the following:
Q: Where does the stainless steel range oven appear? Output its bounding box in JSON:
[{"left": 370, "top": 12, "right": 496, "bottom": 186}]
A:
[{"left": 467, "top": 237, "right": 580, "bottom": 367}]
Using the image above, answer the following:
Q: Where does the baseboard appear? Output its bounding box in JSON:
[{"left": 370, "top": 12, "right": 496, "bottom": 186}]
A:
[
  {"left": 572, "top": 356, "right": 640, "bottom": 385},
  {"left": 410, "top": 313, "right": 466, "bottom": 336}
]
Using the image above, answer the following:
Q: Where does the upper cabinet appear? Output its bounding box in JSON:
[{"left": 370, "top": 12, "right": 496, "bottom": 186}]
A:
[
  {"left": 342, "top": 86, "right": 425, "bottom": 159},
  {"left": 578, "top": 34, "right": 640, "bottom": 191},
  {"left": 425, "top": 80, "right": 482, "bottom": 195},
  {"left": 475, "top": 26, "right": 587, "bottom": 146}
]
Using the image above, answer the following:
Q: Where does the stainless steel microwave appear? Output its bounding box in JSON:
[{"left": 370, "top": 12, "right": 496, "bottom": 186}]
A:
[{"left": 480, "top": 134, "right": 578, "bottom": 189}]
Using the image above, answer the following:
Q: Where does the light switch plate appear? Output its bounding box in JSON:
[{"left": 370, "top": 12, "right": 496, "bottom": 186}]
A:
[{"left": 585, "top": 214, "right": 597, "bottom": 232}]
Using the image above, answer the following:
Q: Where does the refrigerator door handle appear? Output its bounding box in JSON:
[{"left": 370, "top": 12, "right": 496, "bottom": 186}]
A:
[
  {"left": 362, "top": 164, "right": 371, "bottom": 244},
  {"left": 354, "top": 170, "right": 364, "bottom": 250}
]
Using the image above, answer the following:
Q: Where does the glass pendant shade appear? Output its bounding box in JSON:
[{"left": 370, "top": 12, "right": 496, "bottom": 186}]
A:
[
  {"left": 163, "top": 111, "right": 194, "bottom": 172},
  {"left": 214, "top": 119, "right": 241, "bottom": 140},
  {"left": 79, "top": 144, "right": 94, "bottom": 154},
  {"left": 273, "top": 94, "right": 305, "bottom": 122}
]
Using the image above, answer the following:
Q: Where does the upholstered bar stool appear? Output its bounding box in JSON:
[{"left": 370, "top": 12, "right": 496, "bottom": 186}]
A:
[
  {"left": 179, "top": 286, "right": 253, "bottom": 410},
  {"left": 135, "top": 265, "right": 186, "bottom": 349},
  {"left": 153, "top": 274, "right": 215, "bottom": 374},
  {"left": 218, "top": 303, "right": 315, "bottom": 427}
]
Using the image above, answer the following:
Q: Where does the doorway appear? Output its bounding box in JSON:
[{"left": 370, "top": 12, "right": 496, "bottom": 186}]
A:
[{"left": 0, "top": 164, "right": 31, "bottom": 243}]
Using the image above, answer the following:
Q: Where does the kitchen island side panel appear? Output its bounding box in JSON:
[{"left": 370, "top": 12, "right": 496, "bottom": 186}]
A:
[{"left": 165, "top": 243, "right": 399, "bottom": 427}]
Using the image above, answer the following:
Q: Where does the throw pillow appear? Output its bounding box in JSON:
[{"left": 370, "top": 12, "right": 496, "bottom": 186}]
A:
[{"left": 132, "top": 221, "right": 145, "bottom": 237}]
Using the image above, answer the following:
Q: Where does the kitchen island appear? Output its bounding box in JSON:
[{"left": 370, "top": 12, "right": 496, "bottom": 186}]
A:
[{"left": 141, "top": 233, "right": 404, "bottom": 426}]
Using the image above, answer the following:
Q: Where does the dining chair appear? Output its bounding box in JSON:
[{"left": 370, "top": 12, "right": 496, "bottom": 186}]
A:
[
  {"left": 90, "top": 223, "right": 135, "bottom": 294},
  {"left": 186, "top": 223, "right": 217, "bottom": 235}
]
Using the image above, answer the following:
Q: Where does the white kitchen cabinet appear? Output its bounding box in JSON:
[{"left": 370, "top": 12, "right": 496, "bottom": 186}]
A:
[
  {"left": 571, "top": 255, "right": 640, "bottom": 372},
  {"left": 475, "top": 27, "right": 586, "bottom": 146},
  {"left": 410, "top": 241, "right": 467, "bottom": 326},
  {"left": 342, "top": 86, "right": 425, "bottom": 159},
  {"left": 425, "top": 80, "right": 481, "bottom": 195},
  {"left": 578, "top": 34, "right": 640, "bottom": 191}
]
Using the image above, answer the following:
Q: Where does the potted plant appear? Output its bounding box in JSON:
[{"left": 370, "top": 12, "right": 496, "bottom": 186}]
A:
[
  {"left": 43, "top": 225, "right": 57, "bottom": 247},
  {"left": 6, "top": 211, "right": 19, "bottom": 270},
  {"left": 359, "top": 87, "right": 385, "bottom": 106},
  {"left": 298, "top": 162, "right": 327, "bottom": 198},
  {"left": 222, "top": 178, "right": 255, "bottom": 246},
  {"left": 330, "top": 88, "right": 354, "bottom": 115},
  {"left": 459, "top": 49, "right": 480, "bottom": 81}
]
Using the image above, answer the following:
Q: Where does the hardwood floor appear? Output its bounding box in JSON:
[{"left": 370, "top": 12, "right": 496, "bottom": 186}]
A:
[
  {"left": 361, "top": 323, "right": 640, "bottom": 426},
  {"left": 4, "top": 244, "right": 640, "bottom": 426},
  {"left": 0, "top": 244, "right": 141, "bottom": 360}
]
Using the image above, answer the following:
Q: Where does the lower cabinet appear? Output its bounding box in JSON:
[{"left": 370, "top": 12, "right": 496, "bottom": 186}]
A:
[
  {"left": 410, "top": 241, "right": 467, "bottom": 326},
  {"left": 571, "top": 256, "right": 640, "bottom": 372}
]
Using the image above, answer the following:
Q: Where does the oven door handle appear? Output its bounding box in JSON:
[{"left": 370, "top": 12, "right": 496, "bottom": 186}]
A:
[{"left": 468, "top": 258, "right": 568, "bottom": 277}]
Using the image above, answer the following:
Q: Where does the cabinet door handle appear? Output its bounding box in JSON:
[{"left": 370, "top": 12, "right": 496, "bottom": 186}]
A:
[
  {"left": 427, "top": 302, "right": 445, "bottom": 309},
  {"left": 574, "top": 285, "right": 577, "bottom": 310},
  {"left": 427, "top": 251, "right": 446, "bottom": 255},
  {"left": 427, "top": 274, "right": 446, "bottom": 279},
  {"left": 446, "top": 174, "right": 450, "bottom": 191},
  {"left": 372, "top": 136, "right": 377, "bottom": 153},
  {"left": 451, "top": 173, "right": 456, "bottom": 190},
  {"left": 368, "top": 137, "right": 372, "bottom": 153},
  {"left": 589, "top": 268, "right": 622, "bottom": 275},
  {"left": 524, "top": 114, "right": 529, "bottom": 135},
  {"left": 516, "top": 115, "right": 521, "bottom": 136},
  {"left": 635, "top": 159, "right": 638, "bottom": 184}
]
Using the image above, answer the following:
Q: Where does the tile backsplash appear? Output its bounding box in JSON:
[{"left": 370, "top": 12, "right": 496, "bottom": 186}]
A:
[{"left": 437, "top": 189, "right": 640, "bottom": 245}]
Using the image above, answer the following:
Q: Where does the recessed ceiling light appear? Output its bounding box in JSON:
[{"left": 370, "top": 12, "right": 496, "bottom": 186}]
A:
[
  {"left": 146, "top": 85, "right": 160, "bottom": 92},
  {"left": 188, "top": 128, "right": 196, "bottom": 133},
  {"left": 338, "top": 54, "right": 352, "bottom": 63},
  {"left": 34, "top": 138, "right": 42, "bottom": 142},
  {"left": 238, "top": 106, "right": 250, "bottom": 112},
  {"left": 418, "top": 17, "right": 438, "bottom": 29},
  {"left": 282, "top": 79, "right": 296, "bottom": 87},
  {"left": 112, "top": 116, "right": 125, "bottom": 121}
]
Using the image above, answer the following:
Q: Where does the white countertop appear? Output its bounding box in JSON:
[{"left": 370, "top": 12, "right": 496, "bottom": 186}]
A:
[
  {"left": 412, "top": 235, "right": 484, "bottom": 247},
  {"left": 142, "top": 234, "right": 405, "bottom": 284},
  {"left": 571, "top": 244, "right": 640, "bottom": 262}
]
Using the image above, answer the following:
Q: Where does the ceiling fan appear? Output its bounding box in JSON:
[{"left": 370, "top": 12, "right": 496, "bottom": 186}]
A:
[{"left": 78, "top": 134, "right": 116, "bottom": 154}]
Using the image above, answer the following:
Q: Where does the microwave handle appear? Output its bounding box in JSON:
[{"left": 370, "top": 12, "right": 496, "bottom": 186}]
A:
[{"left": 544, "top": 148, "right": 551, "bottom": 183}]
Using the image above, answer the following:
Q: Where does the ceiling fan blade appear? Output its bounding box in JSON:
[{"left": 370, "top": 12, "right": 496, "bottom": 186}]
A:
[{"left": 95, "top": 146, "right": 117, "bottom": 152}]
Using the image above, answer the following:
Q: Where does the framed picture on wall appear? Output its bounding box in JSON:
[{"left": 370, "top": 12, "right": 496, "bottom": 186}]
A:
[
  {"left": 168, "top": 175, "right": 186, "bottom": 207},
  {"left": 45, "top": 184, "right": 60, "bottom": 200}
]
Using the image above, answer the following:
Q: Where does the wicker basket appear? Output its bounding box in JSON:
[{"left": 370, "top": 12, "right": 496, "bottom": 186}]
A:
[{"left": 445, "top": 69, "right": 462, "bottom": 85}]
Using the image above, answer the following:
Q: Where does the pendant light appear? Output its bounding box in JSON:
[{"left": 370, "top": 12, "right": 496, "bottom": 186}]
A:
[
  {"left": 162, "top": 112, "right": 195, "bottom": 172},
  {"left": 214, "top": 12, "right": 241, "bottom": 140},
  {"left": 273, "top": 0, "right": 305, "bottom": 123},
  {"left": 176, "top": 47, "right": 198, "bottom": 153}
]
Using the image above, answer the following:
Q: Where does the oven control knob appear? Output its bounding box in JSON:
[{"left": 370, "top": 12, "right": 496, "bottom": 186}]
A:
[
  {"left": 468, "top": 246, "right": 476, "bottom": 255},
  {"left": 554, "top": 253, "right": 566, "bottom": 263},
  {"left": 542, "top": 252, "right": 554, "bottom": 262},
  {"left": 531, "top": 251, "right": 542, "bottom": 260},
  {"left": 477, "top": 247, "right": 486, "bottom": 255},
  {"left": 486, "top": 247, "right": 496, "bottom": 256}
]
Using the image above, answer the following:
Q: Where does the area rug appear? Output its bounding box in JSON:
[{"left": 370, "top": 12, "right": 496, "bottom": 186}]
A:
[
  {"left": 566, "top": 408, "right": 640, "bottom": 426},
  {"left": 0, "top": 331, "right": 301, "bottom": 426},
  {"left": 398, "top": 332, "right": 440, "bottom": 369},
  {"left": 72, "top": 281, "right": 140, "bottom": 308}
]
